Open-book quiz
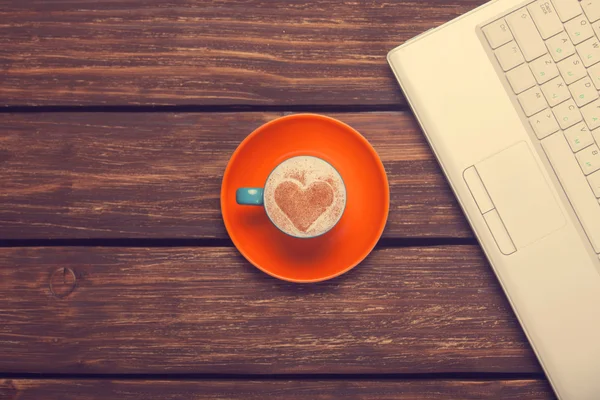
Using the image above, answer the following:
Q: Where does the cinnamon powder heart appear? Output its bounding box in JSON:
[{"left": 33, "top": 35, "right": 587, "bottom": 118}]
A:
[{"left": 274, "top": 180, "right": 334, "bottom": 232}]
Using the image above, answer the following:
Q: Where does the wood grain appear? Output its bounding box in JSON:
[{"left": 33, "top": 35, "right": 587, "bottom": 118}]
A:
[
  {"left": 0, "top": 246, "right": 540, "bottom": 374},
  {"left": 0, "top": 379, "right": 555, "bottom": 399},
  {"left": 0, "top": 0, "right": 486, "bottom": 106},
  {"left": 0, "top": 112, "right": 471, "bottom": 239}
]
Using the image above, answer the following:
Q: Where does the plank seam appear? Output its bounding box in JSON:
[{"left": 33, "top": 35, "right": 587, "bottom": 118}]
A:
[
  {"left": 0, "top": 105, "right": 409, "bottom": 113},
  {"left": 0, "top": 373, "right": 545, "bottom": 381},
  {"left": 0, "top": 238, "right": 477, "bottom": 248}
]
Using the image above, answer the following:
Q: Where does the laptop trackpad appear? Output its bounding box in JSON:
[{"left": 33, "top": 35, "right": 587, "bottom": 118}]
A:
[{"left": 476, "top": 141, "right": 565, "bottom": 249}]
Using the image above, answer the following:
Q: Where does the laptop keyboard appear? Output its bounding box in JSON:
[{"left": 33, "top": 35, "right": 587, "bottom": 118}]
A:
[{"left": 482, "top": 0, "right": 600, "bottom": 257}]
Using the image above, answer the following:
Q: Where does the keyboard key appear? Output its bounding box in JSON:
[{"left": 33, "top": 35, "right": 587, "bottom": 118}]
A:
[
  {"left": 576, "top": 37, "right": 600, "bottom": 66},
  {"left": 564, "top": 15, "right": 595, "bottom": 44},
  {"left": 507, "top": 9, "right": 548, "bottom": 61},
  {"left": 546, "top": 31, "right": 576, "bottom": 61},
  {"left": 506, "top": 64, "right": 536, "bottom": 93},
  {"left": 519, "top": 86, "right": 548, "bottom": 116},
  {"left": 564, "top": 122, "right": 595, "bottom": 151},
  {"left": 581, "top": 99, "right": 600, "bottom": 129},
  {"left": 530, "top": 108, "right": 560, "bottom": 139},
  {"left": 588, "top": 170, "right": 600, "bottom": 197},
  {"left": 569, "top": 76, "right": 599, "bottom": 106},
  {"left": 582, "top": 1, "right": 600, "bottom": 22},
  {"left": 557, "top": 54, "right": 587, "bottom": 83},
  {"left": 577, "top": 144, "right": 600, "bottom": 174},
  {"left": 529, "top": 0, "right": 564, "bottom": 39},
  {"left": 551, "top": 0, "right": 583, "bottom": 22},
  {"left": 530, "top": 54, "right": 560, "bottom": 83},
  {"left": 495, "top": 41, "right": 525, "bottom": 71},
  {"left": 553, "top": 98, "right": 582, "bottom": 128},
  {"left": 483, "top": 18, "right": 513, "bottom": 49},
  {"left": 542, "top": 76, "right": 571, "bottom": 106},
  {"left": 587, "top": 63, "right": 600, "bottom": 89},
  {"left": 591, "top": 19, "right": 600, "bottom": 38},
  {"left": 593, "top": 127, "right": 600, "bottom": 144},
  {"left": 542, "top": 132, "right": 600, "bottom": 252}
]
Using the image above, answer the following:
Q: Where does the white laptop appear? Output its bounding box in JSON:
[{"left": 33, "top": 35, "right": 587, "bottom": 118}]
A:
[{"left": 387, "top": 1, "right": 600, "bottom": 398}]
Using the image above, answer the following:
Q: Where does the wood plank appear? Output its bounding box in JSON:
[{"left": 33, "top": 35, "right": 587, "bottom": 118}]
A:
[
  {"left": 0, "top": 379, "right": 555, "bottom": 399},
  {"left": 0, "top": 0, "right": 486, "bottom": 106},
  {"left": 0, "top": 112, "right": 471, "bottom": 239},
  {"left": 0, "top": 246, "right": 540, "bottom": 374}
]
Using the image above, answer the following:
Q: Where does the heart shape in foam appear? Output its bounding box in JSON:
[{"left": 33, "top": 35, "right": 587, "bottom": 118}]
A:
[{"left": 274, "top": 180, "right": 334, "bottom": 233}]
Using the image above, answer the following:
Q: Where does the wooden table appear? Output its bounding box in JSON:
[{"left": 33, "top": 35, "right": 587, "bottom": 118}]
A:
[{"left": 0, "top": 1, "right": 556, "bottom": 398}]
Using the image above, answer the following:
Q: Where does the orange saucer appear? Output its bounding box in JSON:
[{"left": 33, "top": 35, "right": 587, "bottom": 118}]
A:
[{"left": 221, "top": 114, "right": 389, "bottom": 283}]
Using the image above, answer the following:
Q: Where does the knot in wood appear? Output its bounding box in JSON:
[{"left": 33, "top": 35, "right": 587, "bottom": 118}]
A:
[{"left": 49, "top": 267, "right": 76, "bottom": 298}]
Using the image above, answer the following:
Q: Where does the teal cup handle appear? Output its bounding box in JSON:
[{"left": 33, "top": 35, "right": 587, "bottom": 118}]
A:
[{"left": 236, "top": 188, "right": 264, "bottom": 206}]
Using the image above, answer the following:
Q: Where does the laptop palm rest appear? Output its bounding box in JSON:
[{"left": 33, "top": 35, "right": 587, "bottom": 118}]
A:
[{"left": 465, "top": 141, "right": 565, "bottom": 253}]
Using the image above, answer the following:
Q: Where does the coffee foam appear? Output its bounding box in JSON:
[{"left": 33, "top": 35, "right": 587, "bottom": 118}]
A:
[{"left": 264, "top": 156, "right": 346, "bottom": 238}]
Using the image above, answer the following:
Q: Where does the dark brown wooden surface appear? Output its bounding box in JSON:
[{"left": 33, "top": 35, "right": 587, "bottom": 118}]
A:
[
  {"left": 0, "top": 112, "right": 471, "bottom": 239},
  {"left": 0, "top": 0, "right": 553, "bottom": 397},
  {"left": 0, "top": 0, "right": 486, "bottom": 106},
  {"left": 0, "top": 379, "right": 554, "bottom": 399},
  {"left": 0, "top": 246, "right": 539, "bottom": 374}
]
